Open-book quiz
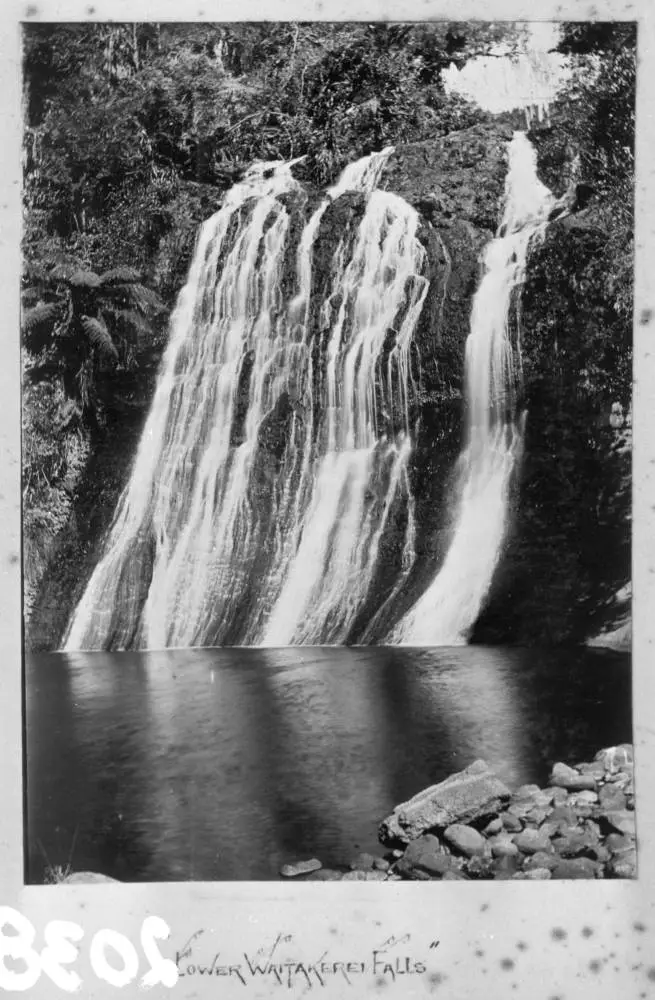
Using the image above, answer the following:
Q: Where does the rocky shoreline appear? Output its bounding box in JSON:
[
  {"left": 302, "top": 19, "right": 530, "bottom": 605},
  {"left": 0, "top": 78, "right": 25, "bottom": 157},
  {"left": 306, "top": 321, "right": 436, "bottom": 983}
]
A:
[
  {"left": 55, "top": 744, "right": 635, "bottom": 885},
  {"left": 290, "top": 744, "right": 636, "bottom": 882}
]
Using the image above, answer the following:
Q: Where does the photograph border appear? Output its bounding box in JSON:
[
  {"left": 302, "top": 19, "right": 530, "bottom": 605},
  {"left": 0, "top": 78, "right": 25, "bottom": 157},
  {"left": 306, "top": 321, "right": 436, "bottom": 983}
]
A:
[{"left": 2, "top": 1, "right": 654, "bottom": 997}]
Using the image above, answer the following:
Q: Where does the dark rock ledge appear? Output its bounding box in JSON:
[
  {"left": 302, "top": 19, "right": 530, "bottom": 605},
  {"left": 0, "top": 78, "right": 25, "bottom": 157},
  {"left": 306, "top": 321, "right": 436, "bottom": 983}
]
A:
[{"left": 295, "top": 744, "right": 636, "bottom": 882}]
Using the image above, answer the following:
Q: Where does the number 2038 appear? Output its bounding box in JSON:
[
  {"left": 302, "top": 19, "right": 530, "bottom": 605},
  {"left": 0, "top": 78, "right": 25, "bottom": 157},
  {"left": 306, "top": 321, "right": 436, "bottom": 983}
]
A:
[{"left": 0, "top": 907, "right": 179, "bottom": 992}]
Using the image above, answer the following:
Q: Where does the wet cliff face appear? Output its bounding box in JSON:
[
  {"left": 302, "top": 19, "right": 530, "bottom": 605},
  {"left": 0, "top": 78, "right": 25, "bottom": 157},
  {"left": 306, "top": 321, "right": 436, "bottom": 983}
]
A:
[
  {"left": 471, "top": 210, "right": 631, "bottom": 646},
  {"left": 26, "top": 119, "right": 630, "bottom": 650}
]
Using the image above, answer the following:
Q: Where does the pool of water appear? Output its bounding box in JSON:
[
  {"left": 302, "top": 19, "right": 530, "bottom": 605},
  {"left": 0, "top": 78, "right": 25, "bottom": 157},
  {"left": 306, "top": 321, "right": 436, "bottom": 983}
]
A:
[{"left": 24, "top": 645, "right": 631, "bottom": 882}]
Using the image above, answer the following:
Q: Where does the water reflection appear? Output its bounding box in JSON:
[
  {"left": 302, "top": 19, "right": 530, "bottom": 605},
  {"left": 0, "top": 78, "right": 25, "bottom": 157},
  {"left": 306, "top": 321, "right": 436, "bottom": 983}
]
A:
[{"left": 25, "top": 646, "right": 630, "bottom": 882}]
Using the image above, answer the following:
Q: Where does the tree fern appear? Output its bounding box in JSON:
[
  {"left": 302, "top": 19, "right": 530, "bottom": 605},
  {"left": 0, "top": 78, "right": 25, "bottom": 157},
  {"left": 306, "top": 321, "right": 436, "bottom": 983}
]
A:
[
  {"left": 102, "top": 281, "right": 165, "bottom": 315},
  {"left": 81, "top": 314, "right": 119, "bottom": 362},
  {"left": 102, "top": 306, "right": 151, "bottom": 349},
  {"left": 22, "top": 251, "right": 167, "bottom": 430},
  {"left": 100, "top": 266, "right": 143, "bottom": 286},
  {"left": 21, "top": 301, "right": 61, "bottom": 353}
]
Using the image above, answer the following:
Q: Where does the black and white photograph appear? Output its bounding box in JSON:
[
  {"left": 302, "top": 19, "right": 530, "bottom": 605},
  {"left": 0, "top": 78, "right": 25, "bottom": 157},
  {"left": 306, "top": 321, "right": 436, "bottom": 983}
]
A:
[{"left": 21, "top": 19, "right": 635, "bottom": 886}]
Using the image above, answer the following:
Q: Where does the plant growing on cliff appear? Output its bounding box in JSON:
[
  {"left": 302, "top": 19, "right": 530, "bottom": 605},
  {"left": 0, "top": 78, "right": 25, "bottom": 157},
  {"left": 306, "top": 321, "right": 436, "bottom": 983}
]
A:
[{"left": 21, "top": 259, "right": 166, "bottom": 430}]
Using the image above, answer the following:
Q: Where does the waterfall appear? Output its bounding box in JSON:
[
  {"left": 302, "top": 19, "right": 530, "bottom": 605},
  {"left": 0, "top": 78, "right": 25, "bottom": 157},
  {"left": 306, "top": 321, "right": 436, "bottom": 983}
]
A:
[
  {"left": 389, "top": 132, "right": 554, "bottom": 646},
  {"left": 65, "top": 150, "right": 429, "bottom": 651}
]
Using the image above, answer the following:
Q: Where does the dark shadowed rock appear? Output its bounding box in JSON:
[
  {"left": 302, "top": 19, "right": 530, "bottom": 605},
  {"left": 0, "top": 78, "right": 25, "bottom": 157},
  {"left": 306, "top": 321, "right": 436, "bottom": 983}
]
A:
[
  {"left": 598, "top": 810, "right": 636, "bottom": 837},
  {"left": 493, "top": 855, "right": 521, "bottom": 879},
  {"left": 551, "top": 857, "right": 601, "bottom": 880},
  {"left": 396, "top": 833, "right": 452, "bottom": 878},
  {"left": 604, "top": 833, "right": 634, "bottom": 855},
  {"left": 606, "top": 850, "right": 637, "bottom": 878},
  {"left": 379, "top": 760, "right": 510, "bottom": 844},
  {"left": 501, "top": 812, "right": 523, "bottom": 833},
  {"left": 552, "top": 828, "right": 597, "bottom": 859}
]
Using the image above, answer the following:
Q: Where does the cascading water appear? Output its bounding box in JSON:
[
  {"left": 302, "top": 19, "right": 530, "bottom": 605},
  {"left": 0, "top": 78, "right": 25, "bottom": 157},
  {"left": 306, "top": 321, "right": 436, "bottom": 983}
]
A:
[
  {"left": 389, "top": 131, "right": 554, "bottom": 645},
  {"left": 64, "top": 150, "right": 429, "bottom": 651}
]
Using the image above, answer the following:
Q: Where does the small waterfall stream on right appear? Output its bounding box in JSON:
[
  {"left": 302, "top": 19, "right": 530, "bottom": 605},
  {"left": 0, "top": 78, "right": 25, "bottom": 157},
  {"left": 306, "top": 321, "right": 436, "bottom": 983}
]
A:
[{"left": 390, "top": 132, "right": 554, "bottom": 645}]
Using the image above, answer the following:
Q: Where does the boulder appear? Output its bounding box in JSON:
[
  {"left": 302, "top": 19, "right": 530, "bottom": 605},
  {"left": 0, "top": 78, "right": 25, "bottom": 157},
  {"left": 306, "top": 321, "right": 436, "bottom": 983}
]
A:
[
  {"left": 599, "top": 810, "right": 636, "bottom": 837},
  {"left": 524, "top": 868, "right": 552, "bottom": 880},
  {"left": 483, "top": 817, "right": 503, "bottom": 836},
  {"left": 396, "top": 834, "right": 452, "bottom": 878},
  {"left": 379, "top": 760, "right": 510, "bottom": 844},
  {"left": 567, "top": 790, "right": 598, "bottom": 806},
  {"left": 599, "top": 785, "right": 627, "bottom": 811},
  {"left": 514, "top": 784, "right": 542, "bottom": 799},
  {"left": 594, "top": 745, "right": 633, "bottom": 771},
  {"left": 490, "top": 836, "right": 520, "bottom": 859},
  {"left": 577, "top": 761, "right": 606, "bottom": 779},
  {"left": 546, "top": 805, "right": 579, "bottom": 828},
  {"left": 552, "top": 829, "right": 596, "bottom": 858},
  {"left": 514, "top": 828, "right": 553, "bottom": 855},
  {"left": 605, "top": 833, "right": 635, "bottom": 855},
  {"left": 606, "top": 850, "right": 637, "bottom": 879},
  {"left": 493, "top": 855, "right": 521, "bottom": 879},
  {"left": 443, "top": 824, "right": 486, "bottom": 857},
  {"left": 523, "top": 806, "right": 550, "bottom": 826},
  {"left": 550, "top": 762, "right": 597, "bottom": 792},
  {"left": 550, "top": 857, "right": 601, "bottom": 880},
  {"left": 501, "top": 812, "right": 523, "bottom": 833}
]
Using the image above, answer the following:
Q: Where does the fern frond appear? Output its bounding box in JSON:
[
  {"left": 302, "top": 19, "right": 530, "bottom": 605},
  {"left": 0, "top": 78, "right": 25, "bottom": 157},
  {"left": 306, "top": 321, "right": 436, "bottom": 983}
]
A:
[
  {"left": 101, "top": 282, "right": 165, "bottom": 315},
  {"left": 48, "top": 258, "right": 85, "bottom": 283},
  {"left": 68, "top": 269, "right": 102, "bottom": 290},
  {"left": 21, "top": 302, "right": 60, "bottom": 353},
  {"left": 80, "top": 315, "right": 119, "bottom": 363},
  {"left": 100, "top": 267, "right": 142, "bottom": 286}
]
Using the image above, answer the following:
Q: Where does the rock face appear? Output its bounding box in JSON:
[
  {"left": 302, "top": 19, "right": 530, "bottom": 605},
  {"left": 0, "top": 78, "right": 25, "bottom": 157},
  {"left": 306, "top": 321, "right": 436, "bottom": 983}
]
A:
[
  {"left": 26, "top": 122, "right": 514, "bottom": 652},
  {"left": 373, "top": 746, "right": 636, "bottom": 882},
  {"left": 379, "top": 760, "right": 511, "bottom": 844}
]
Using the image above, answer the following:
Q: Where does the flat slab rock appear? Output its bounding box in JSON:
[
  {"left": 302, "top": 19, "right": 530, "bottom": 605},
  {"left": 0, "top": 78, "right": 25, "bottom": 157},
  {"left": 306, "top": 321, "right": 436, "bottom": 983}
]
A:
[
  {"left": 379, "top": 760, "right": 511, "bottom": 844},
  {"left": 280, "top": 858, "right": 322, "bottom": 877}
]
